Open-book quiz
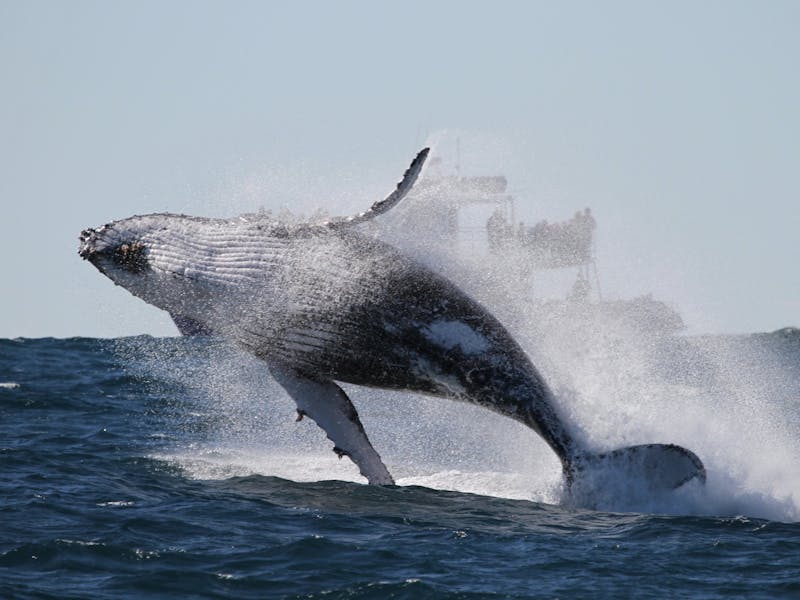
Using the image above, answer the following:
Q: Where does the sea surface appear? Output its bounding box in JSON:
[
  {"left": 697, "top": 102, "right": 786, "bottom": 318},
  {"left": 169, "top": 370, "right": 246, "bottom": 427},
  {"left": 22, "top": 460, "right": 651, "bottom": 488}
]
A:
[{"left": 1, "top": 334, "right": 799, "bottom": 599}]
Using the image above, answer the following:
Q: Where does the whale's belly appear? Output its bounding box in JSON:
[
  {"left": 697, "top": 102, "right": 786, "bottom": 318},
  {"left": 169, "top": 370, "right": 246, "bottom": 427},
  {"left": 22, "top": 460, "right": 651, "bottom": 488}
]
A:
[{"left": 204, "top": 236, "right": 537, "bottom": 405}]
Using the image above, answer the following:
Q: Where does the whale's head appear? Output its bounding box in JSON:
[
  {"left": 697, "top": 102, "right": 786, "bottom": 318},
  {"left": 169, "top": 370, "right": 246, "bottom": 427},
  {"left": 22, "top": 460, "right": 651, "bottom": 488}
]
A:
[{"left": 79, "top": 213, "right": 216, "bottom": 314}]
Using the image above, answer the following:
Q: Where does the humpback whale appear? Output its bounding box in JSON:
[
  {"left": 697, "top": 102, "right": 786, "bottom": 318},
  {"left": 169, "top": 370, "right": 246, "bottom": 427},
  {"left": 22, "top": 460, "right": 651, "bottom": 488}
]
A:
[{"left": 79, "top": 148, "right": 705, "bottom": 492}]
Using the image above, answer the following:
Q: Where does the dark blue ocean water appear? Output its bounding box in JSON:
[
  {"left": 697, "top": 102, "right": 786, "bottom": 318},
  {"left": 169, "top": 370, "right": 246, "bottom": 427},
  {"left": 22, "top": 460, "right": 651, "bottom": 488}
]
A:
[{"left": 1, "top": 336, "right": 799, "bottom": 599}]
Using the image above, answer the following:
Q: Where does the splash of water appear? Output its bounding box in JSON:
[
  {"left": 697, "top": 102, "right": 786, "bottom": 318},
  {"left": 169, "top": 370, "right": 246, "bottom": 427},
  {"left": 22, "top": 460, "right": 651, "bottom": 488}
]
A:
[{"left": 117, "top": 139, "right": 800, "bottom": 522}]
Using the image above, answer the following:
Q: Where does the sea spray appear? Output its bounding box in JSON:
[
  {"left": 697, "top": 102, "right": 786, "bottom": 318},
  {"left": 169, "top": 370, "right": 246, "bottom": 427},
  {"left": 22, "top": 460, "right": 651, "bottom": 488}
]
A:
[
  {"left": 112, "top": 323, "right": 799, "bottom": 520},
  {"left": 105, "top": 145, "right": 799, "bottom": 521}
]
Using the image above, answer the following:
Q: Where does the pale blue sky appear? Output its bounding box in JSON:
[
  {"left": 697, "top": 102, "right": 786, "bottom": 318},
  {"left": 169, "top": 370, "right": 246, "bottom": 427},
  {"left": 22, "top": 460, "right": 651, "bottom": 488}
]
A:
[{"left": 1, "top": 0, "right": 798, "bottom": 338}]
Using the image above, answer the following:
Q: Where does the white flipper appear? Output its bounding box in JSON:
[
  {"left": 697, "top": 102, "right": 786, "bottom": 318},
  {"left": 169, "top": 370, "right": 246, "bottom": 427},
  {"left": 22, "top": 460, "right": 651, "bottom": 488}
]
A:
[
  {"left": 326, "top": 147, "right": 429, "bottom": 229},
  {"left": 270, "top": 365, "right": 395, "bottom": 485},
  {"left": 171, "top": 314, "right": 213, "bottom": 336}
]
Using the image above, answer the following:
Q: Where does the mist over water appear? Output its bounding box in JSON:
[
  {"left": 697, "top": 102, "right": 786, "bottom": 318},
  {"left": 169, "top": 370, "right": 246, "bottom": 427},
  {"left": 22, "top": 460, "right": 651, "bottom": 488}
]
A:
[{"left": 114, "top": 141, "right": 799, "bottom": 523}]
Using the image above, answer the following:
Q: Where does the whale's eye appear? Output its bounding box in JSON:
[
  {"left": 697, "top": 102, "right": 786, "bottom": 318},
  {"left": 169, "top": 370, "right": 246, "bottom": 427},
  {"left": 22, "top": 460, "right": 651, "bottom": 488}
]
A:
[{"left": 112, "top": 241, "right": 148, "bottom": 274}]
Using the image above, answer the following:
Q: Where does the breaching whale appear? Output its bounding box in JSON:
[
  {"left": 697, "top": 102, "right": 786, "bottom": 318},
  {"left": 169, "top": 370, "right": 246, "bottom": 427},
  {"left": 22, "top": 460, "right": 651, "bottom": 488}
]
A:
[{"left": 79, "top": 148, "right": 705, "bottom": 492}]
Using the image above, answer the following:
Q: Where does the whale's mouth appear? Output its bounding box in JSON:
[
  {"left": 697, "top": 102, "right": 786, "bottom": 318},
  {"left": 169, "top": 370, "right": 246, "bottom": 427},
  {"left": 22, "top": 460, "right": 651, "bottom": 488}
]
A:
[{"left": 79, "top": 226, "right": 150, "bottom": 274}]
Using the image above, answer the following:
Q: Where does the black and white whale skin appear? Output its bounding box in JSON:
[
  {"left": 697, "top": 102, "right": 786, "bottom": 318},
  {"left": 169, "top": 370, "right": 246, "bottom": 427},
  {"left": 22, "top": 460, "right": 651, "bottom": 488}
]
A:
[{"left": 79, "top": 149, "right": 705, "bottom": 492}]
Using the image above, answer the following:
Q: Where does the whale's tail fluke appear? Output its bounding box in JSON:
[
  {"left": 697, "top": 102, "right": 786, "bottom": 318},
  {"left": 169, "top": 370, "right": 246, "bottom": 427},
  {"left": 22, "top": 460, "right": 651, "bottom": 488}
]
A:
[{"left": 567, "top": 443, "right": 706, "bottom": 497}]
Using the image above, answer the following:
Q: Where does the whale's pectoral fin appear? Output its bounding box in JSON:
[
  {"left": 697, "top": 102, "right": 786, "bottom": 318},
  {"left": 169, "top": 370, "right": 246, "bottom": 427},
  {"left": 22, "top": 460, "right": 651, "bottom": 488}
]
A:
[
  {"left": 326, "top": 147, "right": 430, "bottom": 229},
  {"left": 269, "top": 366, "right": 395, "bottom": 485},
  {"left": 171, "top": 314, "right": 214, "bottom": 336},
  {"left": 569, "top": 443, "right": 706, "bottom": 494}
]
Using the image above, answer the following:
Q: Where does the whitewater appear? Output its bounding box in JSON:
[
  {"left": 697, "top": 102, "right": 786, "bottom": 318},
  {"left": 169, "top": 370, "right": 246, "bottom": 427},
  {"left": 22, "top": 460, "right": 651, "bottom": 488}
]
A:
[{"left": 125, "top": 325, "right": 800, "bottom": 521}]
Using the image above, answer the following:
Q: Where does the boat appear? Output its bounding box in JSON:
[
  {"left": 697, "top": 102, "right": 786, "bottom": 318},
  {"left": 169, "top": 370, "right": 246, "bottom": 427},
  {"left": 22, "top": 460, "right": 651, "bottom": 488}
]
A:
[{"left": 377, "top": 165, "right": 685, "bottom": 338}]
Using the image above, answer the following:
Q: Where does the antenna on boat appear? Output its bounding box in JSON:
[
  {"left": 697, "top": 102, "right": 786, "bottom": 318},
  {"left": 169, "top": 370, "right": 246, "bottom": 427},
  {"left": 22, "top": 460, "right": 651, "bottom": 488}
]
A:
[{"left": 591, "top": 244, "right": 602, "bottom": 300}]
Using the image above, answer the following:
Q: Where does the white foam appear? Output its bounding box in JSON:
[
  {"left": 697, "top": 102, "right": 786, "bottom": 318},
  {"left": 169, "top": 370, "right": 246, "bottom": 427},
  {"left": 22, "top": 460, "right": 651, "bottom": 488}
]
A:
[
  {"left": 96, "top": 500, "right": 136, "bottom": 508},
  {"left": 153, "top": 448, "right": 370, "bottom": 484},
  {"left": 153, "top": 447, "right": 561, "bottom": 505}
]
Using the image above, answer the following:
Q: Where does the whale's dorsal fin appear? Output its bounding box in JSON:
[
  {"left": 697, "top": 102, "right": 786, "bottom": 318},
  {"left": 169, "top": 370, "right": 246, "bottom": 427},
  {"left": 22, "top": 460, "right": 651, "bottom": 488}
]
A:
[
  {"left": 269, "top": 364, "right": 395, "bottom": 485},
  {"left": 326, "top": 147, "right": 429, "bottom": 230}
]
